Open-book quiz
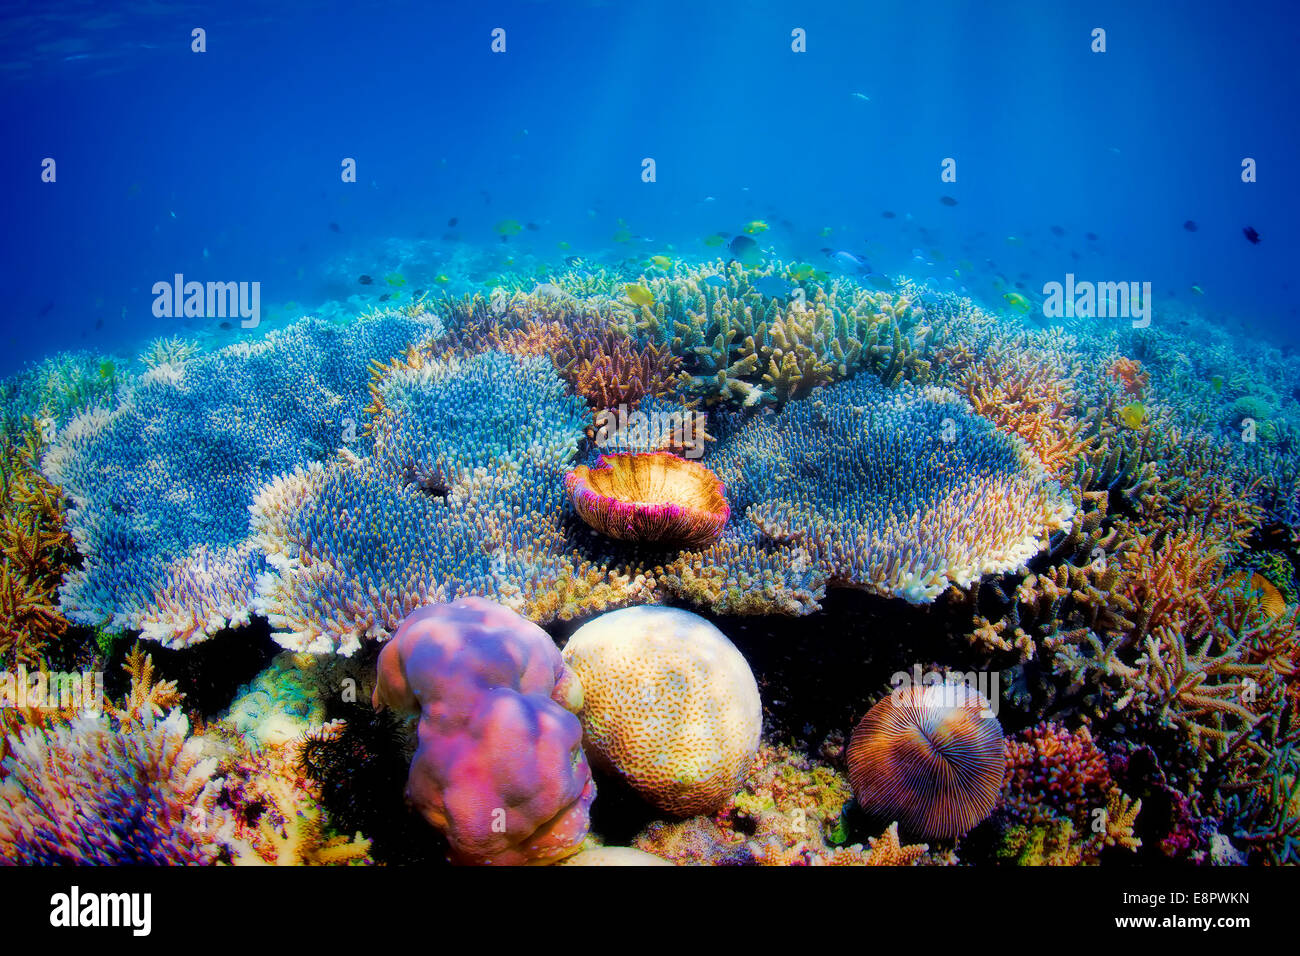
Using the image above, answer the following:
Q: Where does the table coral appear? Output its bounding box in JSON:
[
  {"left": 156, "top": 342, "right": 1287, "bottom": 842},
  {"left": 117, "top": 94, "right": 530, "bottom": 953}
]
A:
[
  {"left": 372, "top": 598, "right": 595, "bottom": 865},
  {"left": 562, "top": 605, "right": 762, "bottom": 815},
  {"left": 701, "top": 373, "right": 1074, "bottom": 605},
  {"left": 252, "top": 350, "right": 645, "bottom": 652},
  {"left": 46, "top": 310, "right": 441, "bottom": 647}
]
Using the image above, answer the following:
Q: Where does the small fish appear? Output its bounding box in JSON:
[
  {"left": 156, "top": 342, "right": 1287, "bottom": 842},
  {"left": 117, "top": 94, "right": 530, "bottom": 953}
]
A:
[
  {"left": 1005, "top": 236, "right": 1022, "bottom": 246},
  {"left": 526, "top": 222, "right": 540, "bottom": 231},
  {"left": 612, "top": 228, "right": 633, "bottom": 243},
  {"left": 202, "top": 247, "right": 209, "bottom": 259},
  {"left": 1191, "top": 284, "right": 1205, "bottom": 296},
  {"left": 649, "top": 255, "right": 672, "bottom": 270},
  {"left": 1050, "top": 225, "right": 1066, "bottom": 237},
  {"left": 385, "top": 273, "right": 407, "bottom": 287},
  {"left": 1002, "top": 291, "right": 1031, "bottom": 314},
  {"left": 939, "top": 196, "right": 958, "bottom": 206},
  {"left": 820, "top": 226, "right": 833, "bottom": 237},
  {"left": 564, "top": 255, "right": 585, "bottom": 268},
  {"left": 703, "top": 274, "right": 727, "bottom": 288},
  {"left": 434, "top": 274, "right": 450, "bottom": 285},
  {"left": 703, "top": 233, "right": 727, "bottom": 247},
  {"left": 219, "top": 321, "right": 233, "bottom": 330},
  {"left": 744, "top": 220, "right": 769, "bottom": 235},
  {"left": 1085, "top": 232, "right": 1099, "bottom": 241},
  {"left": 625, "top": 283, "right": 655, "bottom": 308},
  {"left": 850, "top": 92, "right": 870, "bottom": 102},
  {"left": 448, "top": 217, "right": 458, "bottom": 227},
  {"left": 1243, "top": 226, "right": 1261, "bottom": 244},
  {"left": 827, "top": 250, "right": 869, "bottom": 272},
  {"left": 882, "top": 211, "right": 896, "bottom": 219},
  {"left": 1183, "top": 220, "right": 1198, "bottom": 232},
  {"left": 379, "top": 293, "right": 391, "bottom": 302},
  {"left": 728, "top": 234, "right": 763, "bottom": 266},
  {"left": 358, "top": 275, "right": 373, "bottom": 285},
  {"left": 1210, "top": 375, "right": 1224, "bottom": 393},
  {"left": 557, "top": 240, "right": 571, "bottom": 250},
  {"left": 496, "top": 219, "right": 522, "bottom": 236},
  {"left": 789, "top": 262, "right": 816, "bottom": 281},
  {"left": 864, "top": 273, "right": 895, "bottom": 291},
  {"left": 329, "top": 222, "right": 341, "bottom": 233},
  {"left": 1118, "top": 401, "right": 1147, "bottom": 429}
]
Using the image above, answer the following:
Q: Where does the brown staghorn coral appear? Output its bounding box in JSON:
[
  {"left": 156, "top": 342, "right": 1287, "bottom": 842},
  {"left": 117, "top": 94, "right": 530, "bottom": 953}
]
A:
[
  {"left": 0, "top": 421, "right": 77, "bottom": 669},
  {"left": 954, "top": 341, "right": 1091, "bottom": 480}
]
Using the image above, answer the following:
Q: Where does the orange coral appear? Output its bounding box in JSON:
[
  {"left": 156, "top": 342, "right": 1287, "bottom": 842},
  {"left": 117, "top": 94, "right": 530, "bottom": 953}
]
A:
[
  {"left": 1107, "top": 356, "right": 1149, "bottom": 396},
  {"left": 957, "top": 344, "right": 1090, "bottom": 480}
]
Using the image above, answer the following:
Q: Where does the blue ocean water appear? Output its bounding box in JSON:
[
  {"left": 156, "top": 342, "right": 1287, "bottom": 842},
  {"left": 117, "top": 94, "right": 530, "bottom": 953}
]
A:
[{"left": 1, "top": 0, "right": 1296, "bottom": 377}]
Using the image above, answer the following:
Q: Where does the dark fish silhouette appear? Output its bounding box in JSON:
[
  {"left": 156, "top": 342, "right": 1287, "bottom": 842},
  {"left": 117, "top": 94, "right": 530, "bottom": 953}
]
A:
[
  {"left": 1183, "top": 220, "right": 1198, "bottom": 232},
  {"left": 526, "top": 222, "right": 539, "bottom": 231},
  {"left": 1050, "top": 225, "right": 1065, "bottom": 237},
  {"left": 882, "top": 210, "right": 896, "bottom": 218},
  {"left": 358, "top": 274, "right": 373, "bottom": 285},
  {"left": 38, "top": 301, "right": 54, "bottom": 317},
  {"left": 448, "top": 217, "right": 458, "bottom": 227},
  {"left": 1085, "top": 232, "right": 1098, "bottom": 240},
  {"left": 219, "top": 321, "right": 233, "bottom": 330},
  {"left": 939, "top": 196, "right": 958, "bottom": 206},
  {"left": 328, "top": 222, "right": 341, "bottom": 233},
  {"left": 1243, "top": 226, "right": 1261, "bottom": 244}
]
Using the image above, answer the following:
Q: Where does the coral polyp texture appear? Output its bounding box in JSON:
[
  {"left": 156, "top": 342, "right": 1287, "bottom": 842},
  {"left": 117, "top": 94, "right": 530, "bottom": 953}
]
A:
[
  {"left": 846, "top": 682, "right": 1007, "bottom": 840},
  {"left": 561, "top": 605, "right": 762, "bottom": 815},
  {"left": 372, "top": 598, "right": 595, "bottom": 865},
  {"left": 566, "top": 451, "right": 730, "bottom": 548},
  {"left": 44, "top": 310, "right": 442, "bottom": 646}
]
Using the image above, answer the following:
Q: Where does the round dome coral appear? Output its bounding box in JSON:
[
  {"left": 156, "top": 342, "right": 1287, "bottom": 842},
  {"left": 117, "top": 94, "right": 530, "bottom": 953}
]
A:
[
  {"left": 565, "top": 451, "right": 729, "bottom": 549},
  {"left": 846, "top": 682, "right": 1006, "bottom": 840},
  {"left": 561, "top": 605, "right": 761, "bottom": 815}
]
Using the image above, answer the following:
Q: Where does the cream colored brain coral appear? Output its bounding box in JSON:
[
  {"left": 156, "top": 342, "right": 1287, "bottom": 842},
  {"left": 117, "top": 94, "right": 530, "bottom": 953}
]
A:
[{"left": 561, "top": 605, "right": 762, "bottom": 815}]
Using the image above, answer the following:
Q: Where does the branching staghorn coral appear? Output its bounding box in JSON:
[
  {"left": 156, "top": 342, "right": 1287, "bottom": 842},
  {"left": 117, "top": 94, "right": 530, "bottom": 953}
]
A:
[
  {"left": 0, "top": 709, "right": 231, "bottom": 864},
  {"left": 0, "top": 421, "right": 76, "bottom": 668}
]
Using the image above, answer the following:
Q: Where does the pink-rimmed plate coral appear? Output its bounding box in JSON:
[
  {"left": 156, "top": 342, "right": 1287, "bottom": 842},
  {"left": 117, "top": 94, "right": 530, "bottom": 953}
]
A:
[{"left": 565, "top": 451, "right": 729, "bottom": 548}]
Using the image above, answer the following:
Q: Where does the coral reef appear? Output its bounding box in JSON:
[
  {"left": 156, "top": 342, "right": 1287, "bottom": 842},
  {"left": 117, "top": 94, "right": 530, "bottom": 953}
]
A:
[
  {"left": 562, "top": 606, "right": 761, "bottom": 815},
  {"left": 372, "top": 598, "right": 595, "bottom": 865}
]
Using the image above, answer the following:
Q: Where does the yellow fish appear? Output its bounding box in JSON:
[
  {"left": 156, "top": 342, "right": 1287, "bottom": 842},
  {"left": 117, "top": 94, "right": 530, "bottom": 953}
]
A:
[
  {"left": 1002, "top": 291, "right": 1031, "bottom": 314},
  {"left": 1119, "top": 400, "right": 1147, "bottom": 429},
  {"left": 557, "top": 240, "right": 571, "bottom": 250},
  {"left": 703, "top": 233, "right": 726, "bottom": 247},
  {"left": 649, "top": 255, "right": 672, "bottom": 270},
  {"left": 790, "top": 262, "right": 816, "bottom": 281},
  {"left": 385, "top": 273, "right": 406, "bottom": 287},
  {"left": 744, "top": 220, "right": 769, "bottom": 235},
  {"left": 625, "top": 283, "right": 655, "bottom": 308},
  {"left": 434, "top": 274, "right": 450, "bottom": 285},
  {"left": 612, "top": 228, "right": 633, "bottom": 243},
  {"left": 1210, "top": 375, "right": 1223, "bottom": 393},
  {"left": 820, "top": 226, "right": 833, "bottom": 237},
  {"left": 495, "top": 219, "right": 522, "bottom": 236}
]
